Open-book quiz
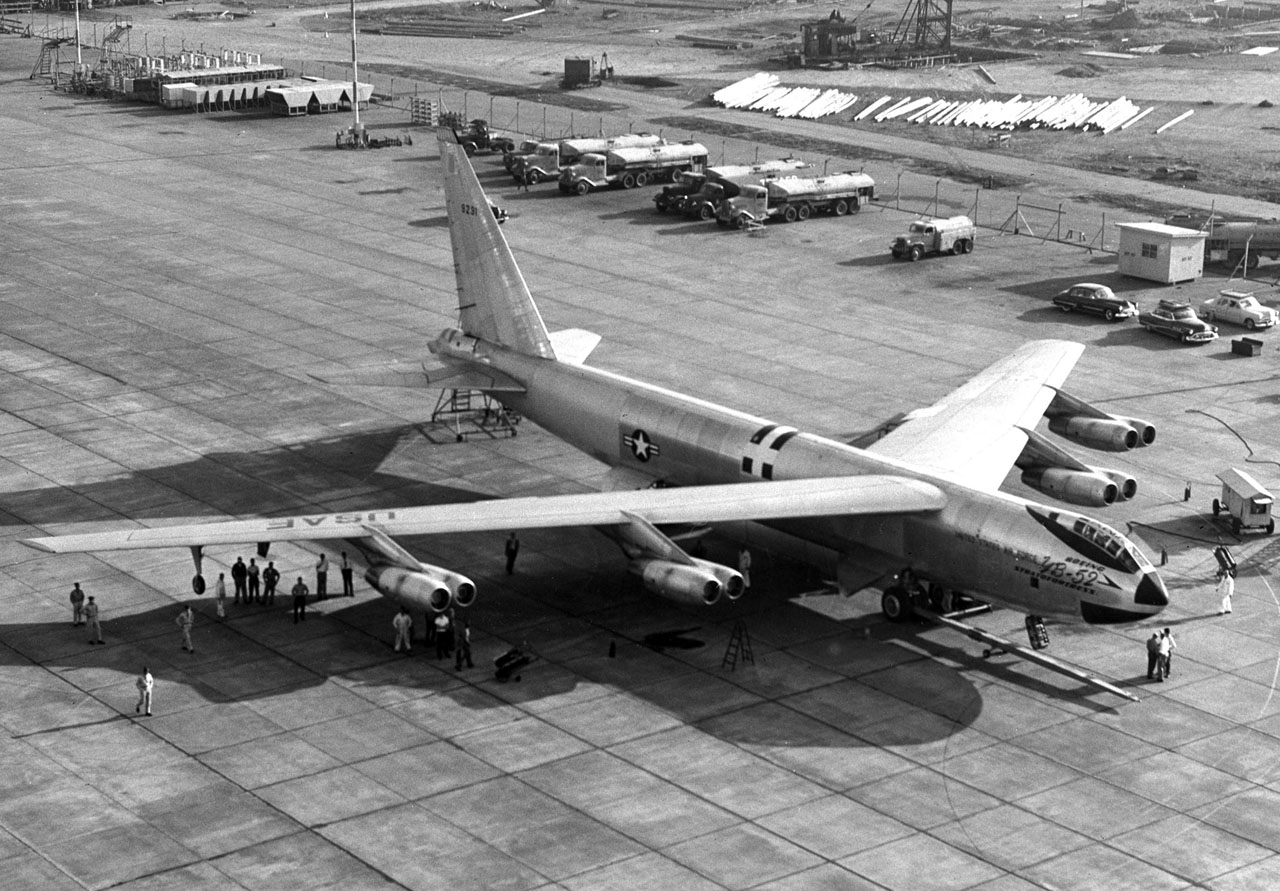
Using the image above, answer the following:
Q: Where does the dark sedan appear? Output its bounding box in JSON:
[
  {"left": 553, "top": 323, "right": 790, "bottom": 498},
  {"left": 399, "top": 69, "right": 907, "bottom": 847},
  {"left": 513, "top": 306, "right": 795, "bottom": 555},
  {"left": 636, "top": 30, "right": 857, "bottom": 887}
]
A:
[
  {"left": 1052, "top": 283, "right": 1138, "bottom": 322},
  {"left": 1137, "top": 299, "right": 1218, "bottom": 344}
]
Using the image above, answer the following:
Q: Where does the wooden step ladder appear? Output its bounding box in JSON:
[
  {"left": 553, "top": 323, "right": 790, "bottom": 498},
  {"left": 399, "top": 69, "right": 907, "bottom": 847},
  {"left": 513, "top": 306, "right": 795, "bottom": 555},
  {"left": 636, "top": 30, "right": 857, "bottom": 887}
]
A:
[{"left": 721, "top": 620, "right": 754, "bottom": 671}]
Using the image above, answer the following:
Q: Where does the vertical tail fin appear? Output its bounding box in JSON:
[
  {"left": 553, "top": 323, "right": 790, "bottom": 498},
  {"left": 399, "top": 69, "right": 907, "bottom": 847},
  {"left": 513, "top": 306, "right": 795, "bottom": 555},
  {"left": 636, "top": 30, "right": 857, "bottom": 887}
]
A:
[{"left": 438, "top": 132, "right": 555, "bottom": 359}]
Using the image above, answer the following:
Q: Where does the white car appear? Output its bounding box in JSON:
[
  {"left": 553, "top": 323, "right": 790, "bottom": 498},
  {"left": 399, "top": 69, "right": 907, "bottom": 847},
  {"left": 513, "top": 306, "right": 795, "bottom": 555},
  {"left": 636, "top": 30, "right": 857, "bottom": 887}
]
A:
[{"left": 1200, "top": 290, "right": 1278, "bottom": 330}]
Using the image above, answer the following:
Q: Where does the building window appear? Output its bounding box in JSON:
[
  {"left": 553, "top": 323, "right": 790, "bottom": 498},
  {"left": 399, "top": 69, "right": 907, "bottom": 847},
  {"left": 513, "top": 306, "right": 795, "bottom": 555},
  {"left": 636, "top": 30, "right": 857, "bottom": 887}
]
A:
[{"left": 1141, "top": 242, "right": 1158, "bottom": 259}]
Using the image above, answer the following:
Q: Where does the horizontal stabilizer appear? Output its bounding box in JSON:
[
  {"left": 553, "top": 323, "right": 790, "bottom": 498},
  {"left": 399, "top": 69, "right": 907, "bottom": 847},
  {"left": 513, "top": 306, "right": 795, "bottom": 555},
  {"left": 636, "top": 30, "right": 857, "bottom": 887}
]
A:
[
  {"left": 22, "top": 475, "right": 946, "bottom": 554},
  {"left": 548, "top": 329, "right": 601, "bottom": 365},
  {"left": 309, "top": 363, "right": 526, "bottom": 393}
]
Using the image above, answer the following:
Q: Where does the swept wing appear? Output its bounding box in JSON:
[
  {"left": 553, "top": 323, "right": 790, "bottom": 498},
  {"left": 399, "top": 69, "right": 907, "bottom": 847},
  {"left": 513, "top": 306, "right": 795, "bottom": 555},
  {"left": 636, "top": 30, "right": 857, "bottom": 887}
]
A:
[
  {"left": 866, "top": 340, "right": 1083, "bottom": 492},
  {"left": 23, "top": 475, "right": 945, "bottom": 553}
]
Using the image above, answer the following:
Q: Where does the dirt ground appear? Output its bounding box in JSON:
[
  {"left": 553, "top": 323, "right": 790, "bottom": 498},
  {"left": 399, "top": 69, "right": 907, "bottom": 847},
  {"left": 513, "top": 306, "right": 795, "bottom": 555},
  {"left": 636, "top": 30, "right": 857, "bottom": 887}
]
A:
[{"left": 52, "top": 0, "right": 1280, "bottom": 209}]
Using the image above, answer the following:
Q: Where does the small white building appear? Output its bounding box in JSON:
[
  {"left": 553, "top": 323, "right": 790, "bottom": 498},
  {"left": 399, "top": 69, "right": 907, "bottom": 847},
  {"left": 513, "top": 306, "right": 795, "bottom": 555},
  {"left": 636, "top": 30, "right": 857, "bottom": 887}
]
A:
[{"left": 1116, "top": 222, "right": 1205, "bottom": 284}]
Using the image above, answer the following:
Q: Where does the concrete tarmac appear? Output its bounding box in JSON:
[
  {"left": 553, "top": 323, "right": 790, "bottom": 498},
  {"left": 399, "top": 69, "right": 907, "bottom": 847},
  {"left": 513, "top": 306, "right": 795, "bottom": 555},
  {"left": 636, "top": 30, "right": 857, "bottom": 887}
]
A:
[{"left": 3, "top": 34, "right": 1280, "bottom": 891}]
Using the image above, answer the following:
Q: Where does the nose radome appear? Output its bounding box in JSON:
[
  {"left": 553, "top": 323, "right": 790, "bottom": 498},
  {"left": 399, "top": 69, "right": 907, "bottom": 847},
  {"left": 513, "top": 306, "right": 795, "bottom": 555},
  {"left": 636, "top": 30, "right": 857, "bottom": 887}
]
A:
[{"left": 1135, "top": 571, "right": 1169, "bottom": 608}]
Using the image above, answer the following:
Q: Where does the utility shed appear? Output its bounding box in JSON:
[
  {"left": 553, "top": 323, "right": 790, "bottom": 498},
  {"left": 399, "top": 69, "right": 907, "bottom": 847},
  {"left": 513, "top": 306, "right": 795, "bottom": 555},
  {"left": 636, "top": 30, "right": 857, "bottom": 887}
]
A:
[{"left": 1116, "top": 222, "right": 1205, "bottom": 284}]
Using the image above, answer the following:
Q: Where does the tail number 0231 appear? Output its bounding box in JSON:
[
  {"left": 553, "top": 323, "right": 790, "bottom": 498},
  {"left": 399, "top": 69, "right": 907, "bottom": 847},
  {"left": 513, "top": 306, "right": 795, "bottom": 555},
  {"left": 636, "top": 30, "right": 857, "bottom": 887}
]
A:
[{"left": 460, "top": 203, "right": 480, "bottom": 216}]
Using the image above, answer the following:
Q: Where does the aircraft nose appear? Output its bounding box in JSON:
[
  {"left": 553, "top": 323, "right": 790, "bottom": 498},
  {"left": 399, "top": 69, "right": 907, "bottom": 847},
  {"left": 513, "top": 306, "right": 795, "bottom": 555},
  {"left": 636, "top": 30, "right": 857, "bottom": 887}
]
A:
[{"left": 1135, "top": 571, "right": 1169, "bottom": 609}]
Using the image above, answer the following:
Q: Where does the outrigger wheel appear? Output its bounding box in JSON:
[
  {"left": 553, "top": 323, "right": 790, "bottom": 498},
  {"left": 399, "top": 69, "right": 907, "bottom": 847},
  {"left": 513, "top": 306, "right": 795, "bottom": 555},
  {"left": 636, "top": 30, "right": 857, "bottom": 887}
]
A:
[
  {"left": 881, "top": 586, "right": 913, "bottom": 622},
  {"left": 192, "top": 574, "right": 206, "bottom": 595}
]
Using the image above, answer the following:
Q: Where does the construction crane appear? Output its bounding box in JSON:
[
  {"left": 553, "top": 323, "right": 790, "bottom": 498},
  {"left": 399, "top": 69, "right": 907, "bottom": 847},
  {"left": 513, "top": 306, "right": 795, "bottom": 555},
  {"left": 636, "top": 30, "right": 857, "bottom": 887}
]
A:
[{"left": 890, "top": 0, "right": 952, "bottom": 53}]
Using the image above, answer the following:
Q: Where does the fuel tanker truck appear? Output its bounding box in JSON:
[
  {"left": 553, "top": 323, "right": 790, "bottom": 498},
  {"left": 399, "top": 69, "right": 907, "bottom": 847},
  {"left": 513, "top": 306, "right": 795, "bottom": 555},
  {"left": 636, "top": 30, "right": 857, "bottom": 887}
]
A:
[
  {"left": 716, "top": 171, "right": 876, "bottom": 227},
  {"left": 508, "top": 133, "right": 664, "bottom": 184},
  {"left": 559, "top": 142, "right": 709, "bottom": 195},
  {"left": 654, "top": 158, "right": 810, "bottom": 219}
]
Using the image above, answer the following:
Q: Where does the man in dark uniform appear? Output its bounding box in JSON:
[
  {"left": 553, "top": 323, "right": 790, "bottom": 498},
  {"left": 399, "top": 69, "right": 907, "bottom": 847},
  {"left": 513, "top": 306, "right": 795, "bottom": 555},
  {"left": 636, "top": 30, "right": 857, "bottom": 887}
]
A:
[
  {"left": 340, "top": 551, "right": 355, "bottom": 597},
  {"left": 505, "top": 532, "right": 520, "bottom": 575},
  {"left": 291, "top": 577, "right": 309, "bottom": 623},
  {"left": 247, "top": 558, "right": 261, "bottom": 603},
  {"left": 230, "top": 556, "right": 248, "bottom": 604},
  {"left": 262, "top": 561, "right": 280, "bottom": 605}
]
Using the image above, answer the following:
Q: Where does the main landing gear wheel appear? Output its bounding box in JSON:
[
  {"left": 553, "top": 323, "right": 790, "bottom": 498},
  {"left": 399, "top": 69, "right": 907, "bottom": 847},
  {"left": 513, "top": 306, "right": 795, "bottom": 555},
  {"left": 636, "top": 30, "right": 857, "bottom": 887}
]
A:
[{"left": 881, "top": 587, "right": 913, "bottom": 623}]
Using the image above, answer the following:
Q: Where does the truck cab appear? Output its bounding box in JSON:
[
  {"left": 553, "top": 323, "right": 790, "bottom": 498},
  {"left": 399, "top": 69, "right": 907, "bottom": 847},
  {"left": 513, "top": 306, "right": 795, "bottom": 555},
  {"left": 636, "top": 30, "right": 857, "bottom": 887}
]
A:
[
  {"left": 719, "top": 184, "right": 770, "bottom": 228},
  {"left": 504, "top": 138, "right": 546, "bottom": 172},
  {"left": 654, "top": 172, "right": 706, "bottom": 213},
  {"left": 510, "top": 143, "right": 561, "bottom": 184}
]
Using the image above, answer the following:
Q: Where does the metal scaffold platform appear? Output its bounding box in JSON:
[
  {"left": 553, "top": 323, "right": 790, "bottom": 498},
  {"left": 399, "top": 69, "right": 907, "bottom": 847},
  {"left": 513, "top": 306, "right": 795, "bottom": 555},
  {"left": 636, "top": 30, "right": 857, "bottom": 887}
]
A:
[{"left": 430, "top": 389, "right": 520, "bottom": 442}]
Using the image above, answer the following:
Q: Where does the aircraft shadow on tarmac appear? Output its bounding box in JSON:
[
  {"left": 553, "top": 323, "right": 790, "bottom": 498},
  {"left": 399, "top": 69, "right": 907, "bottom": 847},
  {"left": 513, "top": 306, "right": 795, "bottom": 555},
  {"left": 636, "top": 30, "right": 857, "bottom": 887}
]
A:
[
  {"left": 0, "top": 581, "right": 998, "bottom": 750},
  {"left": 0, "top": 424, "right": 490, "bottom": 531}
]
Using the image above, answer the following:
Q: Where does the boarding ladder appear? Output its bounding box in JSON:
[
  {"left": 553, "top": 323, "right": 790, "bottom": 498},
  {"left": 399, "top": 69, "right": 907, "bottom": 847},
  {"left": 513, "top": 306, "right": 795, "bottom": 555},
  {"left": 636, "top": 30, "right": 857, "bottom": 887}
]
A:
[{"left": 721, "top": 621, "right": 754, "bottom": 671}]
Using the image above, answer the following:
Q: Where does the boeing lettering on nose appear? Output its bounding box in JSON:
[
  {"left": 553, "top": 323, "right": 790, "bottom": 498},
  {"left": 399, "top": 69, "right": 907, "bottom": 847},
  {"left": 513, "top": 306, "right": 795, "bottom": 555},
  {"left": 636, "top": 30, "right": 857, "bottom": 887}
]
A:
[{"left": 23, "top": 133, "right": 1168, "bottom": 695}]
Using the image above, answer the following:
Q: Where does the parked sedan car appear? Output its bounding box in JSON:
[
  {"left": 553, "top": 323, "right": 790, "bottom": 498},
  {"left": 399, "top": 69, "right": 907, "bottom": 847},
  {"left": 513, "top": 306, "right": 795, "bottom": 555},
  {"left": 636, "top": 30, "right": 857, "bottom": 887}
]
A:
[
  {"left": 1052, "top": 283, "right": 1139, "bottom": 321},
  {"left": 1138, "top": 299, "right": 1218, "bottom": 344},
  {"left": 1200, "top": 290, "right": 1278, "bottom": 330}
]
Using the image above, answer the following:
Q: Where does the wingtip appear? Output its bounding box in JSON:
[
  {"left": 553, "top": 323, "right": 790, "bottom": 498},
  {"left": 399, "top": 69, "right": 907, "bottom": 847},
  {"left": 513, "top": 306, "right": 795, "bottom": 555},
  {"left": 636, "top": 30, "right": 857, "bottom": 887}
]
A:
[{"left": 19, "top": 539, "right": 57, "bottom": 553}]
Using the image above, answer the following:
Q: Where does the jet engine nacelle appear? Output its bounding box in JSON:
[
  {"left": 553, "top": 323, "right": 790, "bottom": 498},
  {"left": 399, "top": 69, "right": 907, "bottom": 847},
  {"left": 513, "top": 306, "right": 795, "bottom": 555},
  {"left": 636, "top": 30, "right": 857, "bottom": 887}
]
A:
[
  {"left": 1047, "top": 416, "right": 1138, "bottom": 452},
  {"left": 1088, "top": 466, "right": 1138, "bottom": 501},
  {"left": 1021, "top": 467, "right": 1118, "bottom": 507},
  {"left": 691, "top": 557, "right": 746, "bottom": 601},
  {"left": 633, "top": 558, "right": 740, "bottom": 606},
  {"left": 1112, "top": 415, "right": 1156, "bottom": 446},
  {"left": 365, "top": 564, "right": 475, "bottom": 613}
]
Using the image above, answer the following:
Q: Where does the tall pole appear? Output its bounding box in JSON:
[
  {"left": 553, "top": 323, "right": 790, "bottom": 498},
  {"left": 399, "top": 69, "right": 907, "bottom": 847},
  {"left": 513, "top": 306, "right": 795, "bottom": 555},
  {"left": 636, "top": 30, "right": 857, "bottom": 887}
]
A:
[
  {"left": 350, "top": 0, "right": 360, "bottom": 132},
  {"left": 74, "top": 0, "right": 82, "bottom": 67}
]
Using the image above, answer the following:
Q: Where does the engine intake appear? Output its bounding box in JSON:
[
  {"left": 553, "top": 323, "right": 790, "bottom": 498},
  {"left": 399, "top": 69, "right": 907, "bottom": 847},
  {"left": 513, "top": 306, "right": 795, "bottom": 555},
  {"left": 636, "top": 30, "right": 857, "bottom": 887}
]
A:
[
  {"left": 633, "top": 559, "right": 735, "bottom": 605},
  {"left": 1047, "top": 416, "right": 1138, "bottom": 452},
  {"left": 1088, "top": 466, "right": 1137, "bottom": 501},
  {"left": 692, "top": 558, "right": 746, "bottom": 600},
  {"left": 1021, "top": 467, "right": 1118, "bottom": 507},
  {"left": 366, "top": 564, "right": 473, "bottom": 613},
  {"left": 1113, "top": 415, "right": 1156, "bottom": 446}
]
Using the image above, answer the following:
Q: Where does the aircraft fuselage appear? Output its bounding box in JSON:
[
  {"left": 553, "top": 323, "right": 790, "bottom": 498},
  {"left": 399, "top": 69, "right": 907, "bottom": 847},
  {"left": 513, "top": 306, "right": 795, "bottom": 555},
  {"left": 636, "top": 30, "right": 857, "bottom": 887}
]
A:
[{"left": 434, "top": 332, "right": 1169, "bottom": 624}]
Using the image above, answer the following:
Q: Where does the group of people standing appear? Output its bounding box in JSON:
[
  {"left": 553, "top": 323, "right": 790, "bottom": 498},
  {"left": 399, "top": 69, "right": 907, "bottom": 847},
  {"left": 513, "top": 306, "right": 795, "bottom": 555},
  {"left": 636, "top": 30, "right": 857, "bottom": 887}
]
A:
[
  {"left": 1145, "top": 628, "right": 1177, "bottom": 682},
  {"left": 392, "top": 606, "right": 474, "bottom": 670}
]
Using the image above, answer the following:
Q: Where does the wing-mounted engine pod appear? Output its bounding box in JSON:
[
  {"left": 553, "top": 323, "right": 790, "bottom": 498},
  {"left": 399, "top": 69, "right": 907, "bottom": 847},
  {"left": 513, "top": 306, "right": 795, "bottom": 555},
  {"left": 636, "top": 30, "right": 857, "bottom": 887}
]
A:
[
  {"left": 633, "top": 559, "right": 723, "bottom": 605},
  {"left": 1112, "top": 415, "right": 1156, "bottom": 446},
  {"left": 1047, "top": 416, "right": 1138, "bottom": 452},
  {"left": 1021, "top": 467, "right": 1119, "bottom": 507},
  {"left": 366, "top": 565, "right": 457, "bottom": 613},
  {"left": 1088, "top": 466, "right": 1138, "bottom": 501},
  {"left": 691, "top": 558, "right": 746, "bottom": 600}
]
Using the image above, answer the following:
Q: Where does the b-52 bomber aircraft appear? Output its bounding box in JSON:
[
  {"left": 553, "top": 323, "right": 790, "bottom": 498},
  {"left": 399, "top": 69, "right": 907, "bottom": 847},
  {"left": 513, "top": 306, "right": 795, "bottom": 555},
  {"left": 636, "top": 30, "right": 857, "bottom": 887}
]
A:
[{"left": 24, "top": 133, "right": 1168, "bottom": 697}]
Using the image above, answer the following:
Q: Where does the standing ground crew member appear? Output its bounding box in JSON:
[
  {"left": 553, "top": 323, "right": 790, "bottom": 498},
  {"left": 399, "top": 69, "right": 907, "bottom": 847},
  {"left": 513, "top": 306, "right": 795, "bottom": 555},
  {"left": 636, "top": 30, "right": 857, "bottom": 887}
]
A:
[
  {"left": 393, "top": 607, "right": 413, "bottom": 653},
  {"left": 315, "top": 553, "right": 328, "bottom": 599},
  {"left": 340, "top": 551, "right": 354, "bottom": 597},
  {"left": 85, "top": 596, "right": 103, "bottom": 644},
  {"left": 135, "top": 666, "right": 153, "bottom": 716},
  {"left": 176, "top": 605, "right": 195, "bottom": 653},
  {"left": 70, "top": 582, "right": 86, "bottom": 626},
  {"left": 292, "top": 577, "right": 309, "bottom": 623},
  {"left": 505, "top": 532, "right": 520, "bottom": 575},
  {"left": 455, "top": 619, "right": 473, "bottom": 670},
  {"left": 263, "top": 561, "right": 280, "bottom": 604},
  {"left": 248, "top": 558, "right": 261, "bottom": 602},
  {"left": 231, "top": 556, "right": 248, "bottom": 604}
]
